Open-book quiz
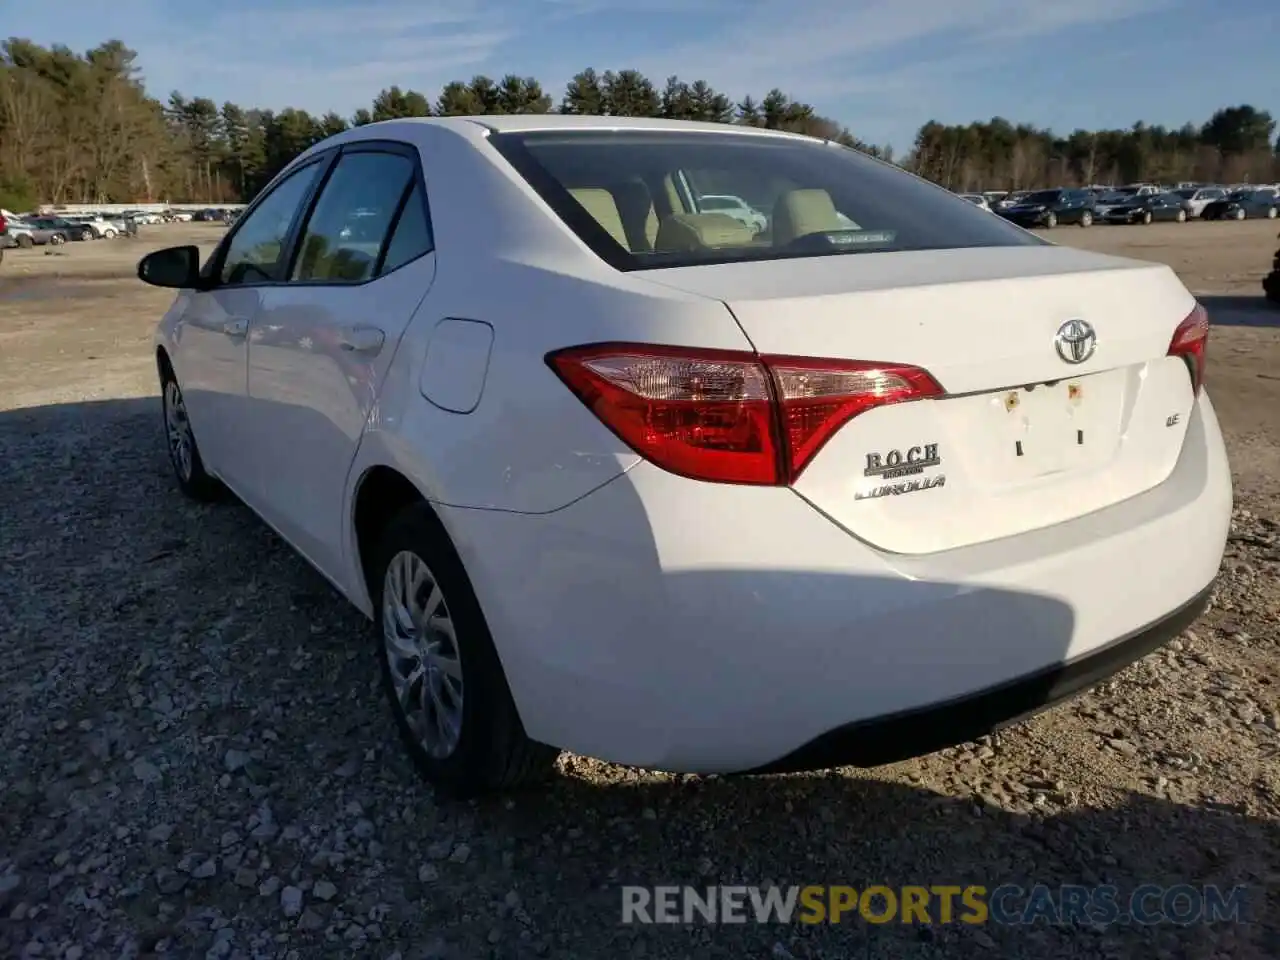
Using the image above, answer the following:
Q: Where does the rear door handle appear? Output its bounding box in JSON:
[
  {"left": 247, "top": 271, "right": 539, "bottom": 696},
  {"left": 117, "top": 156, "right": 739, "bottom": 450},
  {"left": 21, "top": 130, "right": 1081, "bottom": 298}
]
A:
[
  {"left": 222, "top": 318, "right": 248, "bottom": 338},
  {"left": 338, "top": 326, "right": 385, "bottom": 356}
]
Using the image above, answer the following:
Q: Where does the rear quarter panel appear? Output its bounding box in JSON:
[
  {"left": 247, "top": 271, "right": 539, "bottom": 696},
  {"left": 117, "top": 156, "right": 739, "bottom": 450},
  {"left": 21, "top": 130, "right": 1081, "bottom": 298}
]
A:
[{"left": 343, "top": 122, "right": 755, "bottom": 589}]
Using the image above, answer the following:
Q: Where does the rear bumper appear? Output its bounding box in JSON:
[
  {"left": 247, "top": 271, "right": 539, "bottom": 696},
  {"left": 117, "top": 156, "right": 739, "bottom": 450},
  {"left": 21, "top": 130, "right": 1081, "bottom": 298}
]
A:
[
  {"left": 749, "top": 581, "right": 1212, "bottom": 773},
  {"left": 443, "top": 393, "right": 1231, "bottom": 773}
]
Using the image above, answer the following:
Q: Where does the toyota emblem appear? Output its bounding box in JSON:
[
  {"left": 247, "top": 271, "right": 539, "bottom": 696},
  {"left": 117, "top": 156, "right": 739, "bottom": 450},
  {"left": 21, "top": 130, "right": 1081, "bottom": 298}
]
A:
[{"left": 1054, "top": 319, "right": 1096, "bottom": 364}]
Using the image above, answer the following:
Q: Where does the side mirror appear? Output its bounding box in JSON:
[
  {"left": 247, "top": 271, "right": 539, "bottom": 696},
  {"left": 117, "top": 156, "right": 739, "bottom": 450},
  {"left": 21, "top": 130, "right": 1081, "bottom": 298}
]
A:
[{"left": 138, "top": 245, "right": 203, "bottom": 289}]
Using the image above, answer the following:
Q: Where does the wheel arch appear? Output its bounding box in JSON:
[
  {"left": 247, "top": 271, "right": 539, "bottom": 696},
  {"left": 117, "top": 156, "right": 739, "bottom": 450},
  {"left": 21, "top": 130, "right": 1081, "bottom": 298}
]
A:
[
  {"left": 156, "top": 345, "right": 173, "bottom": 380},
  {"left": 350, "top": 464, "right": 452, "bottom": 611}
]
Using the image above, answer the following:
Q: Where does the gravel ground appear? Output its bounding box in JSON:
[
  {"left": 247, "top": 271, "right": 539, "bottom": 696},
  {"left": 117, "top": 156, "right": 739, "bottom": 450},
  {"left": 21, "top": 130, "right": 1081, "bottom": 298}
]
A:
[{"left": 1, "top": 223, "right": 1279, "bottom": 959}]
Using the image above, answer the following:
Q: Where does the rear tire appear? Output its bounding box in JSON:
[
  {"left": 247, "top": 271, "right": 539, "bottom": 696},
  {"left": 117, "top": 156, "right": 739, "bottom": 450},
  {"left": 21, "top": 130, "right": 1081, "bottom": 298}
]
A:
[
  {"left": 1079, "top": 211, "right": 1093, "bottom": 228},
  {"left": 371, "top": 502, "right": 559, "bottom": 798},
  {"left": 79, "top": 228, "right": 94, "bottom": 241},
  {"left": 159, "top": 364, "right": 225, "bottom": 502},
  {"left": 50, "top": 233, "right": 66, "bottom": 245},
  {"left": 1176, "top": 209, "right": 1187, "bottom": 222},
  {"left": 1044, "top": 212, "right": 1058, "bottom": 229},
  {"left": 17, "top": 234, "right": 32, "bottom": 249},
  {"left": 1142, "top": 211, "right": 1153, "bottom": 225},
  {"left": 1268, "top": 208, "right": 1277, "bottom": 220},
  {"left": 1233, "top": 208, "right": 1246, "bottom": 221},
  {"left": 102, "top": 228, "right": 117, "bottom": 239}
]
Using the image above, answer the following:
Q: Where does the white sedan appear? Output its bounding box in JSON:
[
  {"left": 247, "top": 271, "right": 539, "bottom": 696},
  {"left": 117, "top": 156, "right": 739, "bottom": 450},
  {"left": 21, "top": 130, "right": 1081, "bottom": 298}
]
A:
[
  {"left": 139, "top": 116, "right": 1231, "bottom": 797},
  {"left": 957, "top": 193, "right": 991, "bottom": 211}
]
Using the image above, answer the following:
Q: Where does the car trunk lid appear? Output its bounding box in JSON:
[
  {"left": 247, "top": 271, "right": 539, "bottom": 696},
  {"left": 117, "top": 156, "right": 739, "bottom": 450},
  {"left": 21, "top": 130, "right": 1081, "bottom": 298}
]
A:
[{"left": 641, "top": 245, "right": 1200, "bottom": 554}]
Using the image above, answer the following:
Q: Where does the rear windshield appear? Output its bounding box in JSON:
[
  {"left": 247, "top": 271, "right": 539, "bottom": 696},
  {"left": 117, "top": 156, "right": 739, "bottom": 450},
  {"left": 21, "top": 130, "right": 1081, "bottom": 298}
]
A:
[{"left": 488, "top": 130, "right": 1044, "bottom": 271}]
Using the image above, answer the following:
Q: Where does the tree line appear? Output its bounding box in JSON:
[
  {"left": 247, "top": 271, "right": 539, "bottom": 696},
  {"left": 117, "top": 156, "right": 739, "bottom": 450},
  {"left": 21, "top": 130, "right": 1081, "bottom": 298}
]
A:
[
  {"left": 1, "top": 37, "right": 1277, "bottom": 210},
  {"left": 913, "top": 107, "right": 1279, "bottom": 192}
]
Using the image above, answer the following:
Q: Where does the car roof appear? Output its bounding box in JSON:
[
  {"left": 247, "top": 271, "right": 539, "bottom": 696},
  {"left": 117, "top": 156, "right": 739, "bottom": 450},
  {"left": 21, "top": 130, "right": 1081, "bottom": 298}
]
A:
[{"left": 351, "top": 114, "right": 818, "bottom": 142}]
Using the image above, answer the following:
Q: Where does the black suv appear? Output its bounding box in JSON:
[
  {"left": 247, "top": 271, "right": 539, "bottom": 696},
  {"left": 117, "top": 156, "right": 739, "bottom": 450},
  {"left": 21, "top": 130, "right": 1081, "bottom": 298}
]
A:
[{"left": 996, "top": 188, "right": 1096, "bottom": 229}]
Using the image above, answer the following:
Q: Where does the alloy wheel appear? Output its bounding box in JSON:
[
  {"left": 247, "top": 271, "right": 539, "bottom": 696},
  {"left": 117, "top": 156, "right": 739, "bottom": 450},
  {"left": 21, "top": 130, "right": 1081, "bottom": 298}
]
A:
[
  {"left": 382, "top": 550, "right": 465, "bottom": 759},
  {"left": 163, "top": 380, "right": 194, "bottom": 482}
]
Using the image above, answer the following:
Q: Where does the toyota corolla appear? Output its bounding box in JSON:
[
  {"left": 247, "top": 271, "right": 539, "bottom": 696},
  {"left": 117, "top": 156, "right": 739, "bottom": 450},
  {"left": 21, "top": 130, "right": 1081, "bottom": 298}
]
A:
[{"left": 139, "top": 116, "right": 1231, "bottom": 797}]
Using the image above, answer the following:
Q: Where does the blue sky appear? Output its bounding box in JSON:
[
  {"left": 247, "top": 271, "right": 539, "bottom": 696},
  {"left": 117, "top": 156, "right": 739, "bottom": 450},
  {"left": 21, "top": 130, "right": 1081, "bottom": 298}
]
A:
[{"left": 7, "top": 0, "right": 1278, "bottom": 152}]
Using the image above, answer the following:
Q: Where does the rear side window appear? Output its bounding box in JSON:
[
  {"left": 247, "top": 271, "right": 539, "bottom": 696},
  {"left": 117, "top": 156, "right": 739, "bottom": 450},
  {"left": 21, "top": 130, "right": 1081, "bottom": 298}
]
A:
[
  {"left": 490, "top": 131, "right": 1043, "bottom": 271},
  {"left": 292, "top": 151, "right": 415, "bottom": 283},
  {"left": 380, "top": 181, "right": 434, "bottom": 273}
]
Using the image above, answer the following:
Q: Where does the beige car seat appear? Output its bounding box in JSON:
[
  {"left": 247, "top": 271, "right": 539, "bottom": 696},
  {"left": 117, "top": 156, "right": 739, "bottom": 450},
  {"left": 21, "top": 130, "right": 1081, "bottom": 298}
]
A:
[
  {"left": 655, "top": 213, "right": 754, "bottom": 252},
  {"left": 568, "top": 187, "right": 629, "bottom": 249},
  {"left": 772, "top": 188, "right": 843, "bottom": 246}
]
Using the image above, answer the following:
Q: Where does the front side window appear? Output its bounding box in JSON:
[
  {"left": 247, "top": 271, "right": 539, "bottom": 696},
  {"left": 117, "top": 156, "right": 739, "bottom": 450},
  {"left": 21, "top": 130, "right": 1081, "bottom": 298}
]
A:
[
  {"left": 291, "top": 151, "right": 416, "bottom": 283},
  {"left": 490, "top": 130, "right": 1043, "bottom": 271},
  {"left": 220, "top": 161, "right": 325, "bottom": 285}
]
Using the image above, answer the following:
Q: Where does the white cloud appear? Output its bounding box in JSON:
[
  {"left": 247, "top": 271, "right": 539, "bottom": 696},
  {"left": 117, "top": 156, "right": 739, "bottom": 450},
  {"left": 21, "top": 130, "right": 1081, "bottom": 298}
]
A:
[{"left": 626, "top": 0, "right": 1180, "bottom": 108}]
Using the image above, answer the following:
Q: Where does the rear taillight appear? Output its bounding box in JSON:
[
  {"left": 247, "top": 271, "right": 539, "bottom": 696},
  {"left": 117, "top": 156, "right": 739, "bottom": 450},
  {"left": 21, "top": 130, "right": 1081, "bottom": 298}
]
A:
[
  {"left": 1167, "top": 303, "right": 1209, "bottom": 395},
  {"left": 547, "top": 343, "right": 943, "bottom": 485}
]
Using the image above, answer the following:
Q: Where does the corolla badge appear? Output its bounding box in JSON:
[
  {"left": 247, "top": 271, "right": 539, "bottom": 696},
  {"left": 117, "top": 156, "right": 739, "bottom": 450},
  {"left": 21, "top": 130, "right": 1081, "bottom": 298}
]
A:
[{"left": 1054, "top": 318, "right": 1096, "bottom": 364}]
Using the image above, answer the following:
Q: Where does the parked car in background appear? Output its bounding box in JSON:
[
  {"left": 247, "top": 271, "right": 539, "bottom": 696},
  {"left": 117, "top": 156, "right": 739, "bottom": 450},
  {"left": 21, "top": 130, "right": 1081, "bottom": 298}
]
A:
[
  {"left": 995, "top": 188, "right": 1096, "bottom": 228},
  {"left": 994, "top": 191, "right": 1028, "bottom": 210},
  {"left": 5, "top": 218, "right": 70, "bottom": 246},
  {"left": 138, "top": 116, "right": 1228, "bottom": 796},
  {"left": 697, "top": 195, "right": 768, "bottom": 233},
  {"left": 1116, "top": 184, "right": 1160, "bottom": 198},
  {"left": 121, "top": 210, "right": 164, "bottom": 225},
  {"left": 28, "top": 216, "right": 91, "bottom": 241},
  {"left": 1093, "top": 192, "right": 1134, "bottom": 220},
  {"left": 1201, "top": 188, "right": 1279, "bottom": 221},
  {"left": 1103, "top": 192, "right": 1190, "bottom": 225},
  {"left": 1172, "top": 186, "right": 1228, "bottom": 218},
  {"left": 957, "top": 193, "right": 991, "bottom": 211},
  {"left": 64, "top": 214, "right": 125, "bottom": 238}
]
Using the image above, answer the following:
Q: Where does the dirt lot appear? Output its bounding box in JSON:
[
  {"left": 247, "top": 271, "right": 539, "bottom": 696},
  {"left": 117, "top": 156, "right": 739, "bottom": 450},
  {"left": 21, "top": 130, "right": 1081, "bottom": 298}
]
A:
[{"left": 1, "top": 220, "right": 1278, "bottom": 959}]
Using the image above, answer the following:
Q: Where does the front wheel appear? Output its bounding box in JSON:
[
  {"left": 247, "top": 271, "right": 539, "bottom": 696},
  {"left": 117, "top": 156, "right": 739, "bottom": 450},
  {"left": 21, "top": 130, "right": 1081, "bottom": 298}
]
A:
[
  {"left": 160, "top": 369, "right": 224, "bottom": 501},
  {"left": 1268, "top": 207, "right": 1278, "bottom": 220},
  {"left": 16, "top": 234, "right": 33, "bottom": 249},
  {"left": 1044, "top": 212, "right": 1058, "bottom": 229},
  {"left": 50, "top": 233, "right": 66, "bottom": 245},
  {"left": 1079, "top": 211, "right": 1093, "bottom": 228},
  {"left": 372, "top": 503, "right": 559, "bottom": 798},
  {"left": 1176, "top": 209, "right": 1187, "bottom": 222},
  {"left": 102, "top": 228, "right": 117, "bottom": 239},
  {"left": 79, "top": 228, "right": 94, "bottom": 241},
  {"left": 1233, "top": 208, "right": 1246, "bottom": 221},
  {"left": 1142, "top": 211, "right": 1153, "bottom": 225}
]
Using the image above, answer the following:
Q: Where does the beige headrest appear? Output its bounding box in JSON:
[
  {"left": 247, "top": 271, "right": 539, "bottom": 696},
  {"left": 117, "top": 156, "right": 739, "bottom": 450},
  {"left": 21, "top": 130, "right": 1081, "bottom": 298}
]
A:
[
  {"left": 655, "top": 213, "right": 754, "bottom": 252},
  {"left": 772, "top": 189, "right": 842, "bottom": 245},
  {"left": 569, "top": 187, "right": 628, "bottom": 249}
]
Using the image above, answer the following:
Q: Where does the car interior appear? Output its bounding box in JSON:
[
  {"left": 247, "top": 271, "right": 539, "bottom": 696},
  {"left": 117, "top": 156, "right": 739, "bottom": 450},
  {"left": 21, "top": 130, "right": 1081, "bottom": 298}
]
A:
[{"left": 564, "top": 174, "right": 855, "bottom": 256}]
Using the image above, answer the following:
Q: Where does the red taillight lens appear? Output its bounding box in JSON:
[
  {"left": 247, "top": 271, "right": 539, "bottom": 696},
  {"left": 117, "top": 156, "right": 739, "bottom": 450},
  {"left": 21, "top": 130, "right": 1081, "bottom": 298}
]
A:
[
  {"left": 767, "top": 356, "right": 943, "bottom": 478},
  {"left": 1167, "top": 303, "right": 1209, "bottom": 395},
  {"left": 547, "top": 343, "right": 942, "bottom": 485}
]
